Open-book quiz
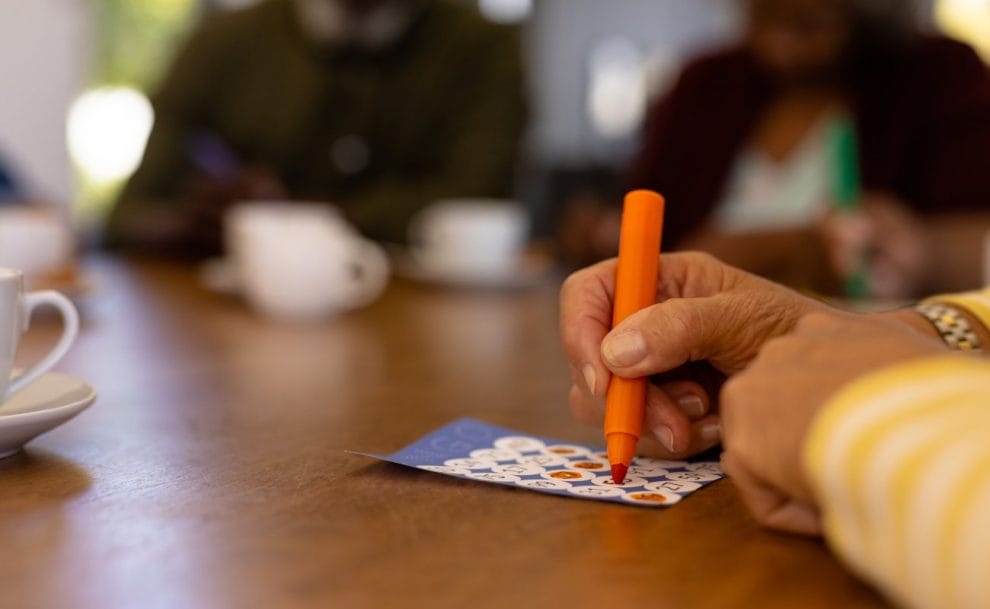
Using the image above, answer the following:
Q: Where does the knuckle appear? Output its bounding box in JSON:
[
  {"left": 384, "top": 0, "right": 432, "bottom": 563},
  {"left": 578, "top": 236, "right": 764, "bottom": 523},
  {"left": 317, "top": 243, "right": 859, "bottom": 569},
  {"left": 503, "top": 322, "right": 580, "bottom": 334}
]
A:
[
  {"left": 559, "top": 269, "right": 587, "bottom": 299},
  {"left": 752, "top": 508, "right": 776, "bottom": 530},
  {"left": 685, "top": 251, "right": 720, "bottom": 267},
  {"left": 795, "top": 311, "right": 836, "bottom": 332},
  {"left": 660, "top": 301, "right": 703, "bottom": 357},
  {"left": 673, "top": 250, "right": 715, "bottom": 265},
  {"left": 559, "top": 321, "right": 582, "bottom": 353},
  {"left": 719, "top": 375, "right": 749, "bottom": 415},
  {"left": 758, "top": 335, "right": 795, "bottom": 361},
  {"left": 561, "top": 259, "right": 614, "bottom": 299}
]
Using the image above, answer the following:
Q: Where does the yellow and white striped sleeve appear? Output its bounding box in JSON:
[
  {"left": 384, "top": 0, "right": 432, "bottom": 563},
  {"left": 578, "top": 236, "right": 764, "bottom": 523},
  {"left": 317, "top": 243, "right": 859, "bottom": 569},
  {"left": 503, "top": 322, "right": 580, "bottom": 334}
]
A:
[
  {"left": 923, "top": 287, "right": 990, "bottom": 334},
  {"left": 803, "top": 355, "right": 990, "bottom": 609}
]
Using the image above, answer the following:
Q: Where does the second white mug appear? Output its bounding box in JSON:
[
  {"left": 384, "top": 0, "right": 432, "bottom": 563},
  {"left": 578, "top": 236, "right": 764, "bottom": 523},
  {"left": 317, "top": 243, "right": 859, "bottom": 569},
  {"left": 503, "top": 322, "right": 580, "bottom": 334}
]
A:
[{"left": 410, "top": 199, "right": 529, "bottom": 278}]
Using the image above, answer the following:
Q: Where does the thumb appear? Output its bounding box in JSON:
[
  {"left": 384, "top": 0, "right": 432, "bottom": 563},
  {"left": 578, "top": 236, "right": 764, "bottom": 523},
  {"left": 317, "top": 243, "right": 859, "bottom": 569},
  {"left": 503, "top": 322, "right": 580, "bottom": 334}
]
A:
[
  {"left": 721, "top": 451, "right": 822, "bottom": 535},
  {"left": 600, "top": 295, "right": 737, "bottom": 378}
]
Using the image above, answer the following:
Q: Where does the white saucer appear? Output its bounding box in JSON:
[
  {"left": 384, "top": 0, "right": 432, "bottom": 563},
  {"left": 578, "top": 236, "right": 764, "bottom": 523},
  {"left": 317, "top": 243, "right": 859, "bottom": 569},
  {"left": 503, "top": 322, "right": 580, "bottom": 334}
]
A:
[
  {"left": 198, "top": 258, "right": 241, "bottom": 295},
  {"left": 202, "top": 249, "right": 559, "bottom": 292},
  {"left": 0, "top": 373, "right": 96, "bottom": 458},
  {"left": 389, "top": 246, "right": 556, "bottom": 289}
]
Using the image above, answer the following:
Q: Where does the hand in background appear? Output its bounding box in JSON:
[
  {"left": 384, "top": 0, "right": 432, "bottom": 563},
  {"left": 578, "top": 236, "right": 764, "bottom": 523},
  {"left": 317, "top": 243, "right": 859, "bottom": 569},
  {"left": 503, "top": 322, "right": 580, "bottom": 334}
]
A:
[
  {"left": 560, "top": 252, "right": 829, "bottom": 459},
  {"left": 677, "top": 225, "right": 840, "bottom": 296},
  {"left": 184, "top": 167, "right": 287, "bottom": 254},
  {"left": 719, "top": 312, "right": 948, "bottom": 535},
  {"left": 820, "top": 193, "right": 930, "bottom": 299},
  {"left": 556, "top": 194, "right": 622, "bottom": 267}
]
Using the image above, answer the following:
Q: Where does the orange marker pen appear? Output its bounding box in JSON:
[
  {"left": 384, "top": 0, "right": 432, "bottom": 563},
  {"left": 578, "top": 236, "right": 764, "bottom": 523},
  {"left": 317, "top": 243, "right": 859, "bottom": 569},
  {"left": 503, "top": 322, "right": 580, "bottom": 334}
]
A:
[{"left": 605, "top": 190, "right": 665, "bottom": 484}]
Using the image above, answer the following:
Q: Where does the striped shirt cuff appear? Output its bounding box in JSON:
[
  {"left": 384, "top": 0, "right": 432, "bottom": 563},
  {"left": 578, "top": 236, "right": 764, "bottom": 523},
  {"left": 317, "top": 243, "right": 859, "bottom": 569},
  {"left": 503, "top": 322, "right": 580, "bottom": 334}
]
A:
[{"left": 803, "top": 355, "right": 990, "bottom": 609}]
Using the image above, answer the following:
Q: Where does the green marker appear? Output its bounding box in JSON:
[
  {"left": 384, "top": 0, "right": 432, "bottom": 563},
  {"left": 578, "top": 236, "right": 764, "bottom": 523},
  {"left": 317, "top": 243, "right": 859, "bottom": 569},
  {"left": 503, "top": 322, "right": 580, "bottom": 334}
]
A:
[{"left": 829, "top": 116, "right": 868, "bottom": 299}]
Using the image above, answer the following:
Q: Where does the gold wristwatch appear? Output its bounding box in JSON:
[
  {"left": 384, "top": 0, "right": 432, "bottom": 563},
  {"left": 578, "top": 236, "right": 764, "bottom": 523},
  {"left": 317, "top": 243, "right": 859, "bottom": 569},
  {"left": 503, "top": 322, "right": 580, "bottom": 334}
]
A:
[{"left": 914, "top": 302, "right": 982, "bottom": 352}]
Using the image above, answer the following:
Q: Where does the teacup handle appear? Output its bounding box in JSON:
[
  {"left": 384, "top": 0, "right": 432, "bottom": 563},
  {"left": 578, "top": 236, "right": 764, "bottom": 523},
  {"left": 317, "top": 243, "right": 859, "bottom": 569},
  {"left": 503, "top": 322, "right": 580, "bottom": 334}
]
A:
[
  {"left": 6, "top": 290, "right": 79, "bottom": 400},
  {"left": 340, "top": 239, "right": 390, "bottom": 309}
]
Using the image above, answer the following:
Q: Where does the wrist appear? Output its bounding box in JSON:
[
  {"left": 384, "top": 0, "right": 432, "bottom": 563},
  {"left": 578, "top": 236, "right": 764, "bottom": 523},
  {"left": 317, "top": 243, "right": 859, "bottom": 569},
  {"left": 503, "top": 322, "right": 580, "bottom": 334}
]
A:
[{"left": 877, "top": 308, "right": 941, "bottom": 340}]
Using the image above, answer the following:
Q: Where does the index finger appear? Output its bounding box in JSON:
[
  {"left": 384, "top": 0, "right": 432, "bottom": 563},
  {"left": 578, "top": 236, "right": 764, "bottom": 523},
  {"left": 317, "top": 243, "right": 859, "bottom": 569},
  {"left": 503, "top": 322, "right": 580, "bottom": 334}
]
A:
[{"left": 560, "top": 259, "right": 616, "bottom": 396}]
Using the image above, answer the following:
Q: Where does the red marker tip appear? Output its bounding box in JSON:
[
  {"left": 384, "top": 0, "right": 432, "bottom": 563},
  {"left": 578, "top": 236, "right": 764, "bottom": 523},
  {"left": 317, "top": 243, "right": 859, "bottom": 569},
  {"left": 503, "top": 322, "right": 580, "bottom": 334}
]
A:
[{"left": 610, "top": 463, "right": 628, "bottom": 485}]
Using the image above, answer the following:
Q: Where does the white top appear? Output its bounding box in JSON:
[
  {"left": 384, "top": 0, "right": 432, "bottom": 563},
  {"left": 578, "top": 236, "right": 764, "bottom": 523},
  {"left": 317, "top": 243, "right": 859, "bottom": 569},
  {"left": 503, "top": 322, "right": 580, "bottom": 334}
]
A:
[{"left": 713, "top": 113, "right": 839, "bottom": 234}]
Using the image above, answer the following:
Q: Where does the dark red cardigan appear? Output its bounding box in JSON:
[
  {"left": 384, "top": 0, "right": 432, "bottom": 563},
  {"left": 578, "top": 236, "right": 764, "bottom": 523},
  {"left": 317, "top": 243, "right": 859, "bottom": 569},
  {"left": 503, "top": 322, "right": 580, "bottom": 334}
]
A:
[{"left": 627, "top": 36, "right": 990, "bottom": 248}]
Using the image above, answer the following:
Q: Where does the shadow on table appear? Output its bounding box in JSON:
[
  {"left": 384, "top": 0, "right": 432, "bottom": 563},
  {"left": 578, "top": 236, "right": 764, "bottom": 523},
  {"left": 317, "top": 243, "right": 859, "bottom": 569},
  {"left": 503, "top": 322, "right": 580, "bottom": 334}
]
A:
[{"left": 0, "top": 449, "right": 92, "bottom": 508}]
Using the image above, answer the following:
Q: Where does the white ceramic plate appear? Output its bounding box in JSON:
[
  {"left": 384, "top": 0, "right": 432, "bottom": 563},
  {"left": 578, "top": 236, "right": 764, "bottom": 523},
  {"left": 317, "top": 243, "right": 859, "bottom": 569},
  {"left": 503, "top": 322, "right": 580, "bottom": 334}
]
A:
[
  {"left": 0, "top": 372, "right": 96, "bottom": 458},
  {"left": 203, "top": 252, "right": 558, "bottom": 292},
  {"left": 388, "top": 246, "right": 556, "bottom": 290}
]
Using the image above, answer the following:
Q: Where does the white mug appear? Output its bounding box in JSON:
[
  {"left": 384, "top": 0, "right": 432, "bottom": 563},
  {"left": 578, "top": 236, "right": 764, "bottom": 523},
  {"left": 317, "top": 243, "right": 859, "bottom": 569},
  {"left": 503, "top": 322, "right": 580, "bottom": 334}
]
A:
[
  {"left": 410, "top": 199, "right": 529, "bottom": 277},
  {"left": 225, "top": 202, "right": 390, "bottom": 321},
  {"left": 0, "top": 268, "right": 79, "bottom": 401},
  {"left": 0, "top": 208, "right": 74, "bottom": 276}
]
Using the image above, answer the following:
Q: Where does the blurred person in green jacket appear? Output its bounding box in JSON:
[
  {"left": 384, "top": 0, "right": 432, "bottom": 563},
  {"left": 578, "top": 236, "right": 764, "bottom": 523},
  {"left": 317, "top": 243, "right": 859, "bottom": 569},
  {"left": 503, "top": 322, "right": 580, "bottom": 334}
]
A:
[{"left": 107, "top": 0, "right": 528, "bottom": 257}]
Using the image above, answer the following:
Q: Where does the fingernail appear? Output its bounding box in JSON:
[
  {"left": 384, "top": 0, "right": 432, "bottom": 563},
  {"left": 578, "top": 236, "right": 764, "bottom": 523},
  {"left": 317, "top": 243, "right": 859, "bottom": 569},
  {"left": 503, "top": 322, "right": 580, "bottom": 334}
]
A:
[
  {"left": 699, "top": 421, "right": 721, "bottom": 445},
  {"left": 582, "top": 364, "right": 597, "bottom": 396},
  {"left": 652, "top": 425, "right": 676, "bottom": 452},
  {"left": 602, "top": 331, "right": 647, "bottom": 367},
  {"left": 676, "top": 394, "right": 706, "bottom": 418}
]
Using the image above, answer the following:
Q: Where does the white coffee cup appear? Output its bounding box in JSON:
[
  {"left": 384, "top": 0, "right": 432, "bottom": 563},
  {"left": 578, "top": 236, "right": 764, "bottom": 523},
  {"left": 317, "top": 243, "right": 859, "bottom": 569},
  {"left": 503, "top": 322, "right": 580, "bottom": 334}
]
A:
[
  {"left": 0, "top": 268, "right": 79, "bottom": 401},
  {"left": 225, "top": 202, "right": 390, "bottom": 321},
  {"left": 0, "top": 208, "right": 74, "bottom": 276},
  {"left": 410, "top": 199, "right": 529, "bottom": 278}
]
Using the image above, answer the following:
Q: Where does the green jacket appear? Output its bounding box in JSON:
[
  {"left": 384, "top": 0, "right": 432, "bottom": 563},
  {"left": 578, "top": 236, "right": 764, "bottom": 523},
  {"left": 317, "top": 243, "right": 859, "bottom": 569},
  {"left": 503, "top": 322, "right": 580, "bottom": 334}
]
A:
[{"left": 108, "top": 0, "right": 527, "bottom": 255}]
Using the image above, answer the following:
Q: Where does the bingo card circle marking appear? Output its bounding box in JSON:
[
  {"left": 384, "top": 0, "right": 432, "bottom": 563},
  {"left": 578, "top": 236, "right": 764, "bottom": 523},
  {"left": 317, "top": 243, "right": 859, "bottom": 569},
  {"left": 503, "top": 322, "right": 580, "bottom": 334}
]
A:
[
  {"left": 444, "top": 457, "right": 497, "bottom": 470},
  {"left": 541, "top": 469, "right": 594, "bottom": 482},
  {"left": 493, "top": 462, "right": 546, "bottom": 476},
  {"left": 570, "top": 460, "right": 609, "bottom": 471},
  {"left": 667, "top": 471, "right": 721, "bottom": 483},
  {"left": 469, "top": 447, "right": 520, "bottom": 462},
  {"left": 516, "top": 454, "right": 569, "bottom": 467},
  {"left": 467, "top": 472, "right": 521, "bottom": 483},
  {"left": 646, "top": 479, "right": 702, "bottom": 494},
  {"left": 517, "top": 478, "right": 572, "bottom": 491},
  {"left": 543, "top": 444, "right": 589, "bottom": 457},
  {"left": 494, "top": 436, "right": 545, "bottom": 452},
  {"left": 592, "top": 474, "right": 648, "bottom": 489},
  {"left": 622, "top": 491, "right": 681, "bottom": 506},
  {"left": 567, "top": 485, "right": 624, "bottom": 498}
]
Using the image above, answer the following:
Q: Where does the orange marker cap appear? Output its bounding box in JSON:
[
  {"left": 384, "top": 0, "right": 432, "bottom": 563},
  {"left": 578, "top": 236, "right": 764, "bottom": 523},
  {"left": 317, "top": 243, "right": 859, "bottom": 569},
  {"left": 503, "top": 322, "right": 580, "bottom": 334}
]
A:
[{"left": 604, "top": 190, "right": 665, "bottom": 482}]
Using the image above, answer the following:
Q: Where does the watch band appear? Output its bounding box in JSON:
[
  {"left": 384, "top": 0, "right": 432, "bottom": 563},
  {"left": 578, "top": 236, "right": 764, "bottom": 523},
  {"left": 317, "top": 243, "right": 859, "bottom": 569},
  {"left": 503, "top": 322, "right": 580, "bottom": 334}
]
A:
[{"left": 915, "top": 303, "right": 982, "bottom": 352}]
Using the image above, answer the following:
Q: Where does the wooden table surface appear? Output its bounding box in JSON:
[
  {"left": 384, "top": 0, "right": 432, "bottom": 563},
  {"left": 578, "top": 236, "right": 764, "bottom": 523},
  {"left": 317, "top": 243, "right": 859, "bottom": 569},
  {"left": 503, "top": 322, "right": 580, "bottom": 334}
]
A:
[{"left": 1, "top": 257, "right": 889, "bottom": 609}]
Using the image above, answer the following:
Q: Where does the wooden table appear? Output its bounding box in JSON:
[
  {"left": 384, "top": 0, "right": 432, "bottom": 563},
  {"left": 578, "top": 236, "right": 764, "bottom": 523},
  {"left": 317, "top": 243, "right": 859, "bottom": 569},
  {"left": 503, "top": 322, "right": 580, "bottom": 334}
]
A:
[{"left": 2, "top": 257, "right": 889, "bottom": 609}]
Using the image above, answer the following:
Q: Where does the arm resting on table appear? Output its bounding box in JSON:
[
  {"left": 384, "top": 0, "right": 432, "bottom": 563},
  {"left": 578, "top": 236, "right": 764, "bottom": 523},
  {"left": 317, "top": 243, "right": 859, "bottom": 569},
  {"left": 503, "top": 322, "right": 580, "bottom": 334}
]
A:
[{"left": 803, "top": 352, "right": 990, "bottom": 609}]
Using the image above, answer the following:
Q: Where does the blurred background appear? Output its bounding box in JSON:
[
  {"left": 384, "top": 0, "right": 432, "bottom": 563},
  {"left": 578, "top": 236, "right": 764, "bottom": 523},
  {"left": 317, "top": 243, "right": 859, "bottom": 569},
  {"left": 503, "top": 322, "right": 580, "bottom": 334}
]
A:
[
  {"left": 8, "top": 0, "right": 981, "bottom": 227},
  {"left": 1, "top": 0, "right": 989, "bottom": 305}
]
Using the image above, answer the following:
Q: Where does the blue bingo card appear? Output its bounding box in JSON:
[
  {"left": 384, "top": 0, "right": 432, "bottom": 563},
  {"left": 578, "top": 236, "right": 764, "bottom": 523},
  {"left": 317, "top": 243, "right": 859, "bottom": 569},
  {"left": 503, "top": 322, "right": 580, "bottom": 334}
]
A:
[{"left": 357, "top": 418, "right": 724, "bottom": 508}]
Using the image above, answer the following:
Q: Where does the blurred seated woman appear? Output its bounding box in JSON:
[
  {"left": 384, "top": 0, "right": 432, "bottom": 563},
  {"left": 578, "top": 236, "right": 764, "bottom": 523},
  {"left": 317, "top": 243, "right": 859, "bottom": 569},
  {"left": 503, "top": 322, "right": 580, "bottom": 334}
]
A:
[{"left": 570, "top": 0, "right": 990, "bottom": 299}]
